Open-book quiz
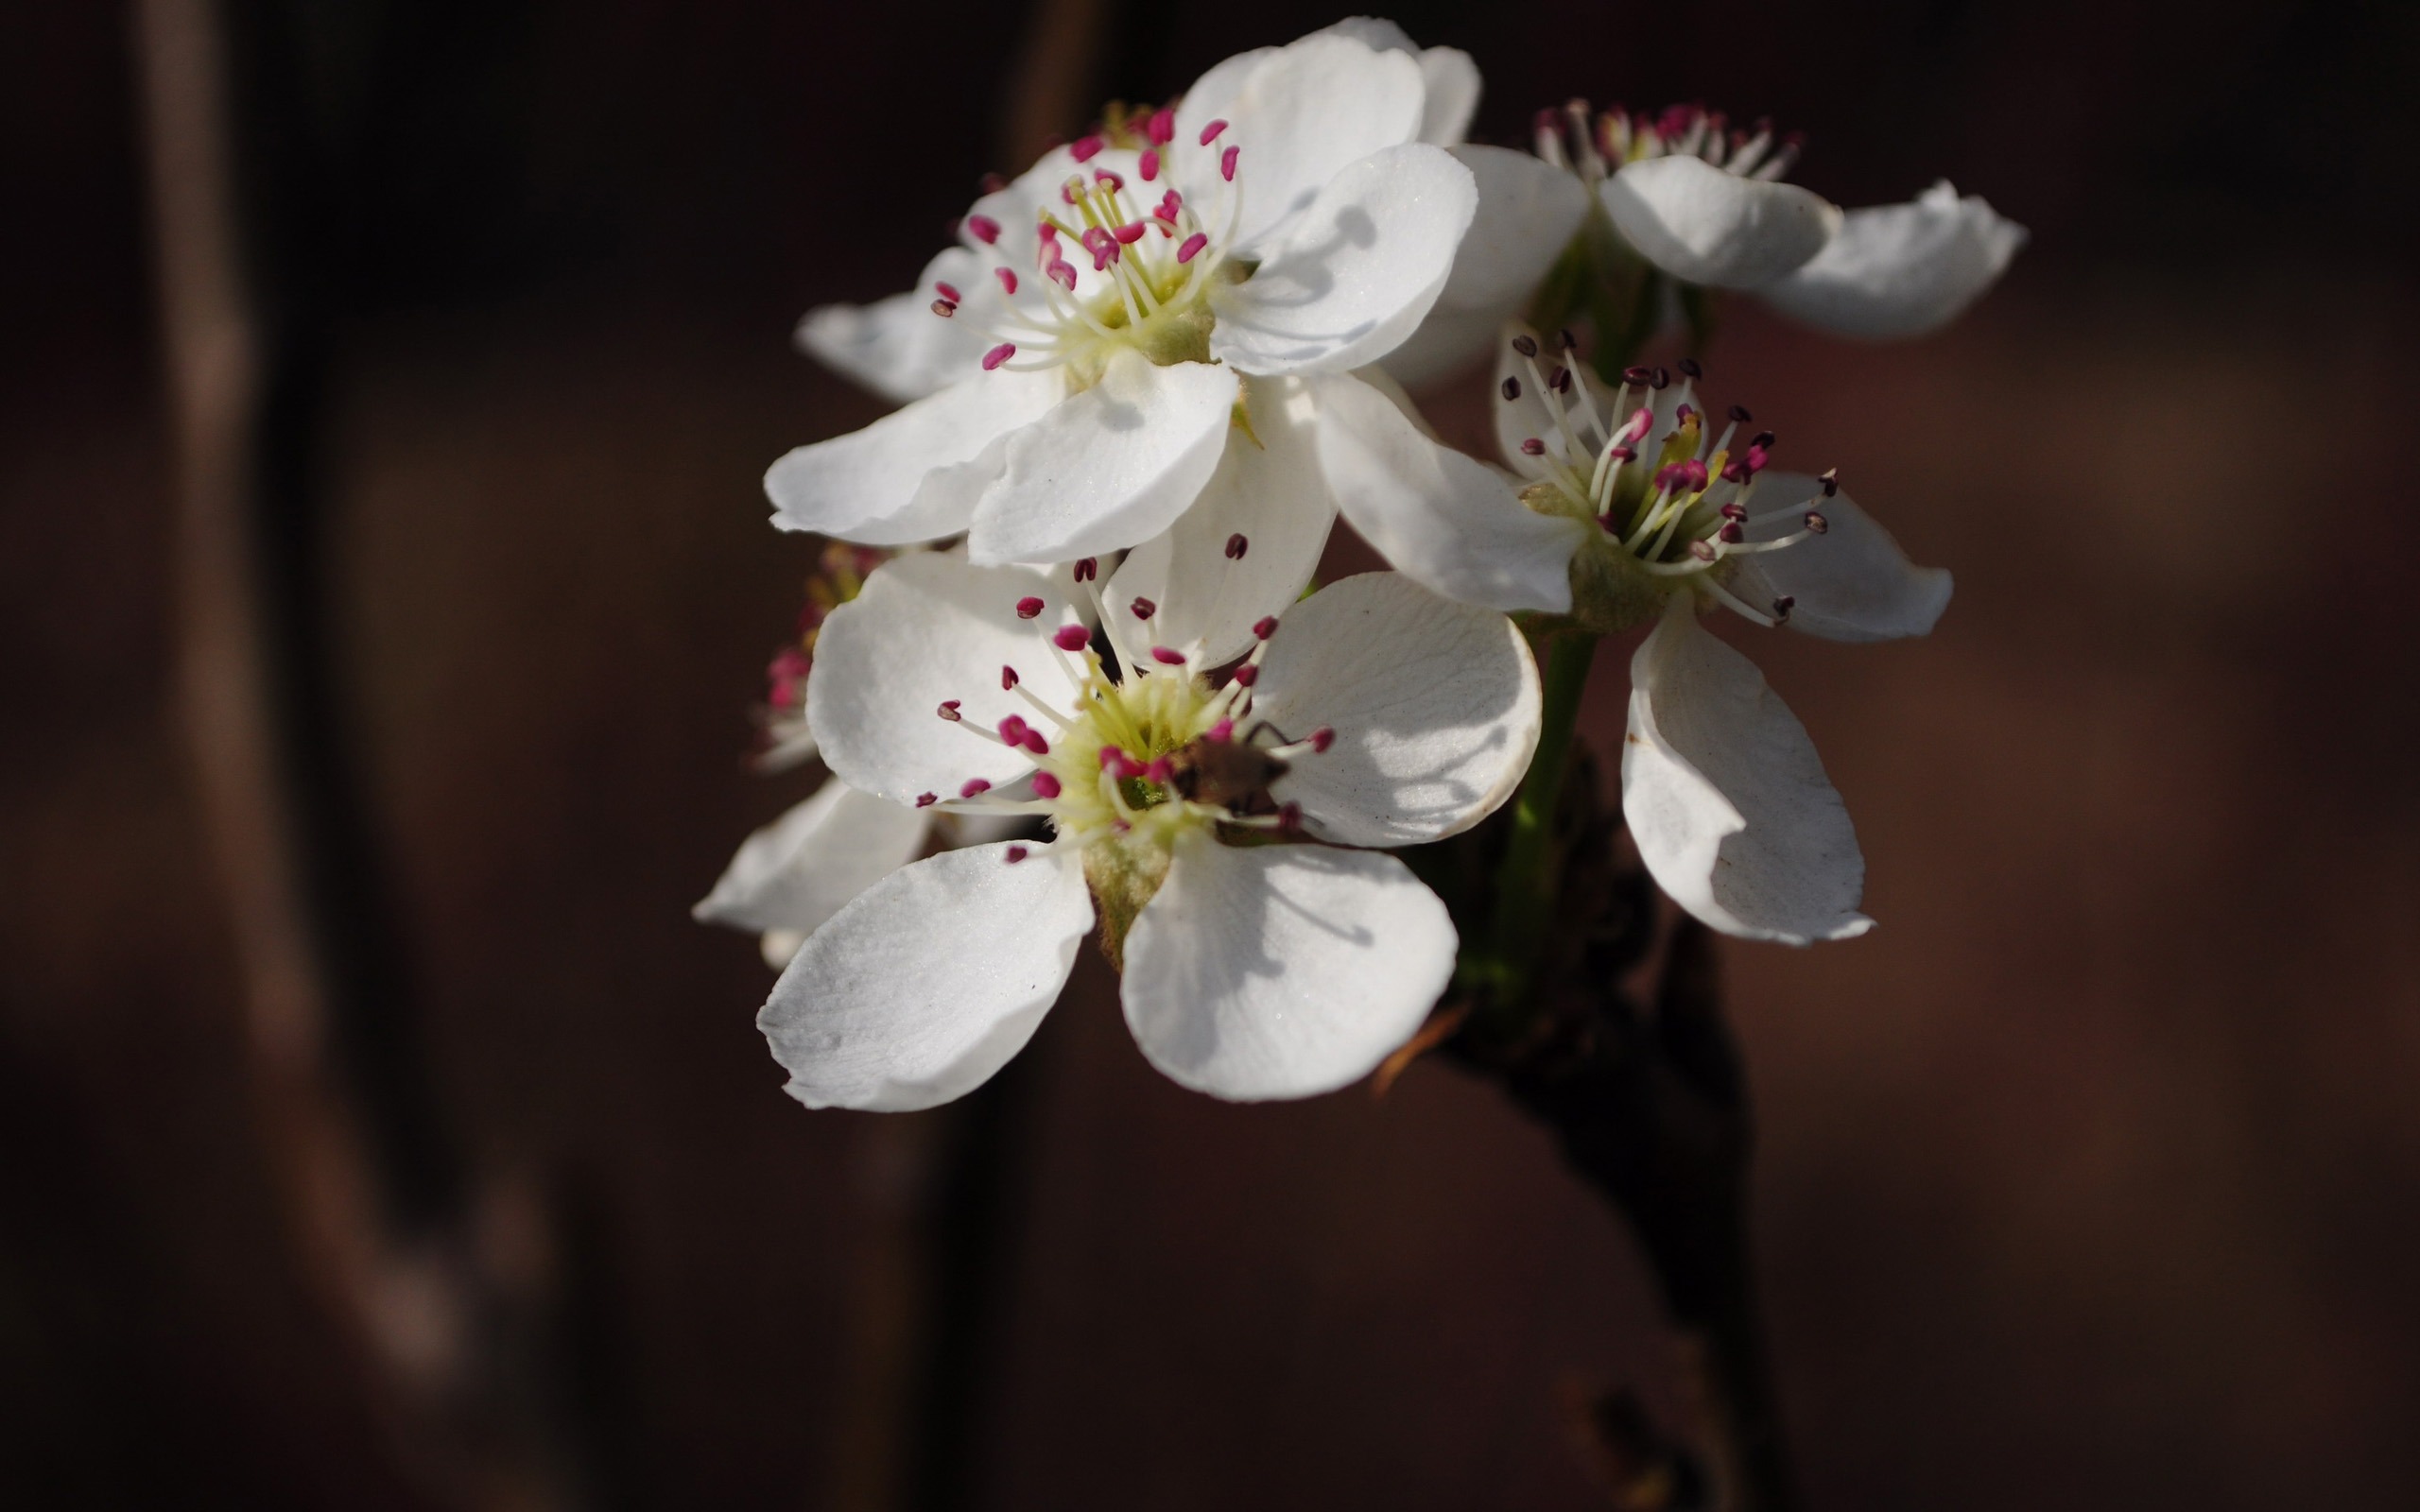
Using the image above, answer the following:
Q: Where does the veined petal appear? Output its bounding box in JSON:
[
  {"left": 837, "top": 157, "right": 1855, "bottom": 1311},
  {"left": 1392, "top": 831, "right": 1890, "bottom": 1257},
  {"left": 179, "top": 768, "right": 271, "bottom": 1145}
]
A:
[
  {"left": 1380, "top": 146, "right": 1591, "bottom": 389},
  {"left": 1315, "top": 370, "right": 1585, "bottom": 613},
  {"left": 1121, "top": 833, "right": 1452, "bottom": 1100},
  {"left": 1600, "top": 157, "right": 1841, "bottom": 290},
  {"left": 807, "top": 553, "right": 1083, "bottom": 804},
  {"left": 694, "top": 777, "right": 931, "bottom": 936},
  {"left": 760, "top": 841, "right": 1091, "bottom": 1111},
  {"left": 766, "top": 369, "right": 1063, "bottom": 544},
  {"left": 1758, "top": 180, "right": 2028, "bottom": 339},
  {"left": 1171, "top": 32, "right": 1426, "bottom": 254},
  {"left": 796, "top": 248, "right": 993, "bottom": 404},
  {"left": 1621, "top": 603, "right": 1870, "bottom": 944},
  {"left": 966, "top": 352, "right": 1237, "bottom": 565},
  {"left": 1210, "top": 144, "right": 1478, "bottom": 376},
  {"left": 1253, "top": 572, "right": 1542, "bottom": 847},
  {"left": 1108, "top": 375, "right": 1336, "bottom": 668},
  {"left": 1725, "top": 475, "right": 1952, "bottom": 643}
]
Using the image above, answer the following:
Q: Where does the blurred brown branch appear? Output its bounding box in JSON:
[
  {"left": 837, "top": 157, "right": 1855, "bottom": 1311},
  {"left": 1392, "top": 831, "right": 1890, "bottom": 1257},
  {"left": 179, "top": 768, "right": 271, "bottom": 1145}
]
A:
[{"left": 133, "top": 2, "right": 605, "bottom": 1506}]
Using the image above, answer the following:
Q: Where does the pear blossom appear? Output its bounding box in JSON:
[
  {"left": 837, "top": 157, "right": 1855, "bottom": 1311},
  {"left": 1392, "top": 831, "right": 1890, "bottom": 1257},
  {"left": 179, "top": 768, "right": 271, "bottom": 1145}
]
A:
[
  {"left": 1318, "top": 327, "right": 1950, "bottom": 943},
  {"left": 766, "top": 25, "right": 1478, "bottom": 596},
  {"left": 758, "top": 551, "right": 1540, "bottom": 1108},
  {"left": 1385, "top": 104, "right": 2026, "bottom": 385}
]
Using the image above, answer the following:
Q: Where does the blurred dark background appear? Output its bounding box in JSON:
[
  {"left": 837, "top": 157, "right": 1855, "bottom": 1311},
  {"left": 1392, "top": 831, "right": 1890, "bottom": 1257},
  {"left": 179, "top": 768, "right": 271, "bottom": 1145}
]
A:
[{"left": 5, "top": 0, "right": 2418, "bottom": 1507}]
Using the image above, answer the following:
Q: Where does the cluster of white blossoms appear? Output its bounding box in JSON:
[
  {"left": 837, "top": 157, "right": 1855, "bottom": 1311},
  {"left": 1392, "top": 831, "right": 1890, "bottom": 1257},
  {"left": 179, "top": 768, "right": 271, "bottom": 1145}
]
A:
[{"left": 700, "top": 19, "right": 2022, "bottom": 1108}]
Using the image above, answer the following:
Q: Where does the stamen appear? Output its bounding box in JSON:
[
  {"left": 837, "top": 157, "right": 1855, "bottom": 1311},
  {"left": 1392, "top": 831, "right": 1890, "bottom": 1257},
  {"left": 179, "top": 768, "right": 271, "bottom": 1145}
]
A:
[
  {"left": 1070, "top": 135, "right": 1103, "bottom": 163},
  {"left": 916, "top": 792, "right": 938, "bottom": 808},
  {"left": 995, "top": 267, "right": 1018, "bottom": 295},
  {"left": 1177, "top": 232, "right": 1207, "bottom": 263},
  {"left": 960, "top": 778, "right": 993, "bottom": 798},
  {"left": 1220, "top": 146, "right": 1238, "bottom": 181},
  {"left": 1804, "top": 511, "right": 1829, "bottom": 534},
  {"left": 1150, "top": 646, "right": 1185, "bottom": 665},
  {"left": 1001, "top": 664, "right": 1020, "bottom": 689},
  {"left": 1230, "top": 663, "right": 1257, "bottom": 688},
  {"left": 1224, "top": 533, "right": 1249, "bottom": 559},
  {"left": 1502, "top": 376, "right": 1522, "bottom": 401},
  {"left": 1072, "top": 557, "right": 1098, "bottom": 582},
  {"left": 936, "top": 700, "right": 962, "bottom": 722},
  {"left": 1198, "top": 118, "right": 1227, "bottom": 146},
  {"left": 1033, "top": 771, "right": 1063, "bottom": 799},
  {"left": 1051, "top": 624, "right": 1091, "bottom": 652},
  {"left": 1015, "top": 595, "right": 1045, "bottom": 620},
  {"left": 982, "top": 343, "right": 1016, "bottom": 370},
  {"left": 1129, "top": 596, "right": 1156, "bottom": 620},
  {"left": 1679, "top": 357, "right": 1703, "bottom": 379},
  {"left": 1252, "top": 615, "right": 1279, "bottom": 640},
  {"left": 1521, "top": 438, "right": 1546, "bottom": 455},
  {"left": 1139, "top": 148, "right": 1160, "bottom": 181},
  {"left": 965, "top": 215, "right": 1000, "bottom": 245}
]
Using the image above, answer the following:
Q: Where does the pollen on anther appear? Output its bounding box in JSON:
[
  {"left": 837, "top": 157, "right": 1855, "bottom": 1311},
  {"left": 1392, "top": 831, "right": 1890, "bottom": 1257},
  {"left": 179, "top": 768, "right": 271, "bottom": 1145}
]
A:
[
  {"left": 1004, "top": 845, "right": 1030, "bottom": 864},
  {"left": 1070, "top": 135, "right": 1104, "bottom": 163},
  {"left": 1651, "top": 367, "right": 1670, "bottom": 389},
  {"left": 960, "top": 778, "right": 993, "bottom": 798},
  {"left": 1149, "top": 108, "right": 1176, "bottom": 146},
  {"left": 1051, "top": 624, "right": 1090, "bottom": 652},
  {"left": 1140, "top": 148, "right": 1161, "bottom": 181},
  {"left": 995, "top": 267, "right": 1018, "bottom": 295},
  {"left": 1224, "top": 533, "right": 1249, "bottom": 559},
  {"left": 1719, "top": 522, "right": 1744, "bottom": 543},
  {"left": 1015, "top": 596, "right": 1045, "bottom": 620},
  {"left": 1129, "top": 596, "right": 1156, "bottom": 620},
  {"left": 929, "top": 299, "right": 957, "bottom": 318},
  {"left": 1032, "top": 771, "right": 1063, "bottom": 799},
  {"left": 1230, "top": 663, "right": 1258, "bottom": 688},
  {"left": 1501, "top": 376, "right": 1521, "bottom": 401},
  {"left": 1308, "top": 727, "right": 1335, "bottom": 754},
  {"left": 1072, "top": 557, "right": 1098, "bottom": 581},
  {"left": 1113, "top": 221, "right": 1147, "bottom": 244},
  {"left": 915, "top": 792, "right": 938, "bottom": 808},
  {"left": 965, "top": 215, "right": 1000, "bottom": 245},
  {"left": 1689, "top": 540, "right": 1718, "bottom": 561},
  {"left": 998, "top": 714, "right": 1028, "bottom": 744},
  {"left": 937, "top": 700, "right": 963, "bottom": 722},
  {"left": 982, "top": 343, "right": 1016, "bottom": 370},
  {"left": 1199, "top": 118, "right": 1228, "bottom": 146},
  {"left": 1177, "top": 232, "right": 1208, "bottom": 263},
  {"left": 1520, "top": 438, "right": 1546, "bottom": 456},
  {"left": 1623, "top": 365, "right": 1652, "bottom": 387},
  {"left": 1252, "top": 615, "right": 1279, "bottom": 641},
  {"left": 1147, "top": 645, "right": 1185, "bottom": 666},
  {"left": 1001, "top": 664, "right": 1020, "bottom": 690},
  {"left": 1805, "top": 511, "right": 1830, "bottom": 534},
  {"left": 1220, "top": 146, "right": 1238, "bottom": 181},
  {"left": 1512, "top": 334, "right": 1539, "bottom": 358}
]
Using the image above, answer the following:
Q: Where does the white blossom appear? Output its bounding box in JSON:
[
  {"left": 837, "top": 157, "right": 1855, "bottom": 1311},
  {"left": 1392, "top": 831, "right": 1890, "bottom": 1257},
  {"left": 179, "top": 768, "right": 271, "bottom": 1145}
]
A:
[
  {"left": 757, "top": 551, "right": 1540, "bottom": 1108},
  {"left": 1387, "top": 104, "right": 2027, "bottom": 385},
  {"left": 766, "top": 25, "right": 1478, "bottom": 598},
  {"left": 1319, "top": 326, "right": 1949, "bottom": 943}
]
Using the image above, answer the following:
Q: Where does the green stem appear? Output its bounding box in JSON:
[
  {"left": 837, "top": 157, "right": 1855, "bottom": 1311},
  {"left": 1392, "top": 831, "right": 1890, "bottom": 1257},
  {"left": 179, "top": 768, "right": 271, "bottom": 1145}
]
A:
[{"left": 1482, "top": 629, "right": 1599, "bottom": 1008}]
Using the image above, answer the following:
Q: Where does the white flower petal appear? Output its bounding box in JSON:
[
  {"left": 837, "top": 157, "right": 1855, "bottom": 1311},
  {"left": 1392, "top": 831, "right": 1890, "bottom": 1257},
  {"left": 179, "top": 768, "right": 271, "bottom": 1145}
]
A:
[
  {"left": 1302, "top": 21, "right": 1475, "bottom": 146},
  {"left": 966, "top": 351, "right": 1237, "bottom": 565},
  {"left": 807, "top": 553, "right": 1083, "bottom": 804},
  {"left": 1172, "top": 32, "right": 1426, "bottom": 253},
  {"left": 1380, "top": 147, "right": 1590, "bottom": 389},
  {"left": 760, "top": 841, "right": 1091, "bottom": 1110},
  {"left": 1621, "top": 604, "right": 1870, "bottom": 944},
  {"left": 795, "top": 248, "right": 992, "bottom": 404},
  {"left": 1725, "top": 475, "right": 1952, "bottom": 643},
  {"left": 1210, "top": 144, "right": 1477, "bottom": 376},
  {"left": 1599, "top": 157, "right": 1842, "bottom": 290},
  {"left": 1108, "top": 375, "right": 1336, "bottom": 667},
  {"left": 1414, "top": 47, "right": 1479, "bottom": 146},
  {"left": 1253, "top": 571, "right": 1542, "bottom": 847},
  {"left": 694, "top": 778, "right": 931, "bottom": 936},
  {"left": 766, "top": 369, "right": 1063, "bottom": 544},
  {"left": 1314, "top": 370, "right": 1585, "bottom": 613},
  {"left": 1758, "top": 180, "right": 2028, "bottom": 339},
  {"left": 1121, "top": 833, "right": 1452, "bottom": 1100}
]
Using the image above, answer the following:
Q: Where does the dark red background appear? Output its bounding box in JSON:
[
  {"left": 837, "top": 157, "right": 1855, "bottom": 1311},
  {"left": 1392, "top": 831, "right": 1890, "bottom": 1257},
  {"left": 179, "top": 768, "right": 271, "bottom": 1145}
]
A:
[{"left": 5, "top": 1, "right": 2416, "bottom": 1506}]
